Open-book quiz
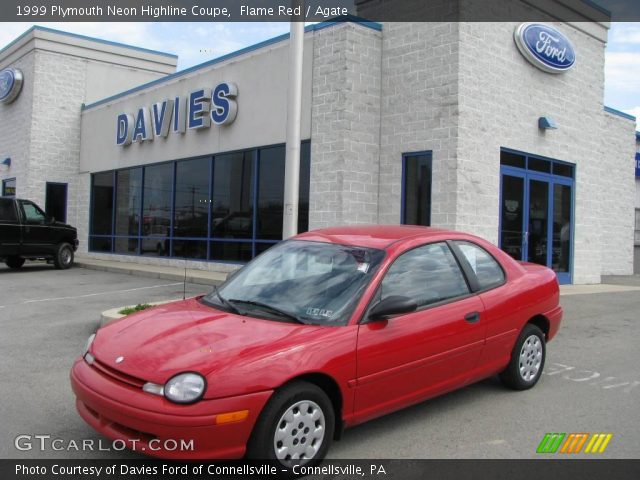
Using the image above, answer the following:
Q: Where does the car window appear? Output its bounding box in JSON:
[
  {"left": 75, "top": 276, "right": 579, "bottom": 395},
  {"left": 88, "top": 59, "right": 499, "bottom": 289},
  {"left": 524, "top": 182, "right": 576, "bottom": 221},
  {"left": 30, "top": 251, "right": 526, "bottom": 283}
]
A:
[
  {"left": 0, "top": 199, "right": 17, "bottom": 222},
  {"left": 20, "top": 201, "right": 46, "bottom": 223},
  {"left": 381, "top": 242, "right": 470, "bottom": 308},
  {"left": 455, "top": 241, "right": 505, "bottom": 289}
]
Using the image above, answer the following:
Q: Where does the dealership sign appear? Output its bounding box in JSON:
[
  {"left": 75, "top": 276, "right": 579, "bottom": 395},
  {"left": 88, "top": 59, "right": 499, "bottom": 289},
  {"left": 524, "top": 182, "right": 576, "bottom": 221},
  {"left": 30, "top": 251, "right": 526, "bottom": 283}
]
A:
[
  {"left": 514, "top": 23, "right": 576, "bottom": 73},
  {"left": 116, "top": 82, "right": 237, "bottom": 146},
  {"left": 0, "top": 68, "right": 24, "bottom": 104}
]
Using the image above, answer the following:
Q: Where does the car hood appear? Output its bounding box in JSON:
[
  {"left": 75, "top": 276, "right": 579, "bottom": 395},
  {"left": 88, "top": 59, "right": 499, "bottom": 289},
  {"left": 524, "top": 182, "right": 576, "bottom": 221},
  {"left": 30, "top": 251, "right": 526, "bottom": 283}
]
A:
[
  {"left": 91, "top": 297, "right": 323, "bottom": 384},
  {"left": 53, "top": 220, "right": 76, "bottom": 230}
]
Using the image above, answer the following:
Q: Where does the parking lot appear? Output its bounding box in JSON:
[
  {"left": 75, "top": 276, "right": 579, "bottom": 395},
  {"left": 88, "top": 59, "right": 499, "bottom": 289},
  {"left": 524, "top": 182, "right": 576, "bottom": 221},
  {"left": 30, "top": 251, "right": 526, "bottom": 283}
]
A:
[{"left": 0, "top": 263, "right": 638, "bottom": 459}]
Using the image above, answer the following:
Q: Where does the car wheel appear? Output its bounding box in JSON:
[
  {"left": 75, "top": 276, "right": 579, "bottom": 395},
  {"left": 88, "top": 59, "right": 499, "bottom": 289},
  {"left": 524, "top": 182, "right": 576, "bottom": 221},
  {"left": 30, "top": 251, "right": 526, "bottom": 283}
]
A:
[
  {"left": 5, "top": 256, "right": 25, "bottom": 269},
  {"left": 499, "top": 324, "right": 546, "bottom": 390},
  {"left": 54, "top": 243, "right": 74, "bottom": 270},
  {"left": 246, "top": 381, "right": 335, "bottom": 467}
]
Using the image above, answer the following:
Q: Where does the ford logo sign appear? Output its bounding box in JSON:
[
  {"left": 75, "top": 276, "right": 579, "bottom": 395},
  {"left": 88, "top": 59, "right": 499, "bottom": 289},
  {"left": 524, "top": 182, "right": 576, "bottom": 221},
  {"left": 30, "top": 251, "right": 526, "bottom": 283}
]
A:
[
  {"left": 514, "top": 23, "right": 576, "bottom": 74},
  {"left": 0, "top": 68, "right": 23, "bottom": 104}
]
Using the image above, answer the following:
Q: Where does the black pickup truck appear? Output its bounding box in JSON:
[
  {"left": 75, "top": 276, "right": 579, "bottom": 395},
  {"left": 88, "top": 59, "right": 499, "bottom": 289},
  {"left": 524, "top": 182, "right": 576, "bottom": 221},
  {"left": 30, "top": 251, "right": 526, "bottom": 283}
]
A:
[{"left": 0, "top": 197, "right": 78, "bottom": 270}]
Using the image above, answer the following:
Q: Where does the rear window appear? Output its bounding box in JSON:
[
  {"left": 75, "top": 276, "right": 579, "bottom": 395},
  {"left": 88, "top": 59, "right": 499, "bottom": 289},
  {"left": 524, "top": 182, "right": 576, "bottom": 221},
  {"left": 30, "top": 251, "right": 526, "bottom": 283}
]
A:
[
  {"left": 455, "top": 241, "right": 505, "bottom": 289},
  {"left": 0, "top": 199, "right": 17, "bottom": 222}
]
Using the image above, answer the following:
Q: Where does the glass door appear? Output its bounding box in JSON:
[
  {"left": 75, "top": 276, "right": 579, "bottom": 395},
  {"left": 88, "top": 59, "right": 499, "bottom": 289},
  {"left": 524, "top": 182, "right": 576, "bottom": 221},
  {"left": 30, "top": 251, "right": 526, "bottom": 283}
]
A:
[{"left": 500, "top": 165, "right": 574, "bottom": 284}]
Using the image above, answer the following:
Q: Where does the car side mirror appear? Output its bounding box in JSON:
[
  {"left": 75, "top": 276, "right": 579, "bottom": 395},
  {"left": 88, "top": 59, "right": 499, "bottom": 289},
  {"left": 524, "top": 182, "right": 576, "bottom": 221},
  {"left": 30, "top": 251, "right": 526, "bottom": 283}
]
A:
[{"left": 367, "top": 295, "right": 417, "bottom": 321}]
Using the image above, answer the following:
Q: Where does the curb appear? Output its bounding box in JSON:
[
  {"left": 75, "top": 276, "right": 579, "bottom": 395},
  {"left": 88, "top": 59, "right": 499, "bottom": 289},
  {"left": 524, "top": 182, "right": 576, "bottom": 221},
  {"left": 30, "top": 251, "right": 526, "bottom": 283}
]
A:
[
  {"left": 75, "top": 260, "right": 228, "bottom": 286},
  {"left": 99, "top": 299, "right": 183, "bottom": 328}
]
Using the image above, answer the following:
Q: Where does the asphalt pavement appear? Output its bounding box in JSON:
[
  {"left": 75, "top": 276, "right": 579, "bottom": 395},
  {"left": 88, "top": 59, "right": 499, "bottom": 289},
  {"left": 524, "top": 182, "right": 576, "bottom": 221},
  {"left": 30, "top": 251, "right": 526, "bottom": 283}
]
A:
[{"left": 0, "top": 263, "right": 638, "bottom": 459}]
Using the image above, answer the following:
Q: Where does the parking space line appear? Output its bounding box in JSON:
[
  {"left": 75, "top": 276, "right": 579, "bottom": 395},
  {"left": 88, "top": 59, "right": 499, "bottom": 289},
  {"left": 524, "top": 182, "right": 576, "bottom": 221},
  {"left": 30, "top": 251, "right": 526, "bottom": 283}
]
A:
[{"left": 18, "top": 282, "right": 184, "bottom": 305}]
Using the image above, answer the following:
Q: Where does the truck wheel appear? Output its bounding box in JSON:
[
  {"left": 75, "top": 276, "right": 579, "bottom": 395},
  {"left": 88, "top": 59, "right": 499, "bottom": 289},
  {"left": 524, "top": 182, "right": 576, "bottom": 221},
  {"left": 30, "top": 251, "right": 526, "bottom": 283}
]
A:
[
  {"left": 5, "top": 257, "right": 25, "bottom": 269},
  {"left": 54, "top": 243, "right": 74, "bottom": 270}
]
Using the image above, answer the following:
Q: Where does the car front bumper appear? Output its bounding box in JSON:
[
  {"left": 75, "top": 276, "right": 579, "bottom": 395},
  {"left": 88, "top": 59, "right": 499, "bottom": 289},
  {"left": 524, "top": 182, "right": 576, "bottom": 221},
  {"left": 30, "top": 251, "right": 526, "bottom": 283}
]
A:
[{"left": 70, "top": 358, "right": 272, "bottom": 460}]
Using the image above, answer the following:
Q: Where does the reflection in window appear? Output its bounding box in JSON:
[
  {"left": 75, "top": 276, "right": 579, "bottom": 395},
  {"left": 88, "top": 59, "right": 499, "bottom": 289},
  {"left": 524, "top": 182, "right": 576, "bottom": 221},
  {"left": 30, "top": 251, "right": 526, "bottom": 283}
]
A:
[
  {"left": 91, "top": 172, "right": 113, "bottom": 235},
  {"left": 142, "top": 163, "right": 172, "bottom": 257},
  {"left": 455, "top": 241, "right": 505, "bottom": 289},
  {"left": 212, "top": 151, "right": 253, "bottom": 239},
  {"left": 403, "top": 153, "right": 432, "bottom": 226},
  {"left": 258, "top": 145, "right": 285, "bottom": 240},
  {"left": 174, "top": 158, "right": 210, "bottom": 238},
  {"left": 89, "top": 142, "right": 310, "bottom": 263},
  {"left": 115, "top": 168, "right": 141, "bottom": 237},
  {"left": 381, "top": 242, "right": 469, "bottom": 307}
]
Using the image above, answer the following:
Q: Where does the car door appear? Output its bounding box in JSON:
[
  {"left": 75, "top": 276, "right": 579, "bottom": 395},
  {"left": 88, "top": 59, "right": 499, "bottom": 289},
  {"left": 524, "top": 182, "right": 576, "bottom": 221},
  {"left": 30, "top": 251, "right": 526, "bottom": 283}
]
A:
[
  {"left": 18, "top": 200, "right": 51, "bottom": 255},
  {"left": 0, "top": 198, "right": 21, "bottom": 256},
  {"left": 353, "top": 241, "right": 486, "bottom": 424}
]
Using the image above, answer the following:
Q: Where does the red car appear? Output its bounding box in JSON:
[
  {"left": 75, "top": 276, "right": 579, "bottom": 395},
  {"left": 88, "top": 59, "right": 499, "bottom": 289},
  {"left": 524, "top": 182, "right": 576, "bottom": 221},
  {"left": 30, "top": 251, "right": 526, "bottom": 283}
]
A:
[{"left": 71, "top": 226, "right": 562, "bottom": 465}]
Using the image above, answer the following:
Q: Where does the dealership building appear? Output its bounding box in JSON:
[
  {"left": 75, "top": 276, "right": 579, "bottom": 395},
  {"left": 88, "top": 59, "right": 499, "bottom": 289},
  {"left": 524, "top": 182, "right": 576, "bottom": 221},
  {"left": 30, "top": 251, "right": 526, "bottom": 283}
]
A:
[{"left": 1, "top": 3, "right": 638, "bottom": 284}]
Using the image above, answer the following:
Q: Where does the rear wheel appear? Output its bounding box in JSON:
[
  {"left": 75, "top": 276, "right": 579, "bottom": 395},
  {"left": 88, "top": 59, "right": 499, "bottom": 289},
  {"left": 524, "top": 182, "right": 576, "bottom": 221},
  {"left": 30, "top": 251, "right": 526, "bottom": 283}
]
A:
[
  {"left": 499, "top": 324, "right": 546, "bottom": 390},
  {"left": 5, "top": 256, "right": 25, "bottom": 269},
  {"left": 54, "top": 243, "right": 74, "bottom": 269},
  {"left": 246, "top": 381, "right": 334, "bottom": 467}
]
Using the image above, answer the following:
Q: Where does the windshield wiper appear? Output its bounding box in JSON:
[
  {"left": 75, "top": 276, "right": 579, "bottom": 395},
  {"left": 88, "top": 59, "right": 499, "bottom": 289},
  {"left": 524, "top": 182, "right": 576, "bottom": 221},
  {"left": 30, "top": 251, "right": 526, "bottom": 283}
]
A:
[
  {"left": 227, "top": 299, "right": 310, "bottom": 324},
  {"left": 210, "top": 285, "right": 242, "bottom": 315}
]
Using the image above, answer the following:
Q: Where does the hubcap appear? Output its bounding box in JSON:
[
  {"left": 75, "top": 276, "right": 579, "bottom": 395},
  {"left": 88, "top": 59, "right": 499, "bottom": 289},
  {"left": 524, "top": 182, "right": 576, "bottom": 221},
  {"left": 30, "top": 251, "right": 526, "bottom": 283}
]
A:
[
  {"left": 61, "top": 248, "right": 72, "bottom": 265},
  {"left": 519, "top": 334, "right": 543, "bottom": 381},
  {"left": 273, "top": 400, "right": 325, "bottom": 465}
]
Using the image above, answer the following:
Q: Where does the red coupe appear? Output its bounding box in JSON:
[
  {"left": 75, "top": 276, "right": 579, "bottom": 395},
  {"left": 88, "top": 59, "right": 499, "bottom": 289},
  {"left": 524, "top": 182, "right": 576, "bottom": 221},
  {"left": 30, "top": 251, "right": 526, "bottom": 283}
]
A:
[{"left": 71, "top": 226, "right": 562, "bottom": 465}]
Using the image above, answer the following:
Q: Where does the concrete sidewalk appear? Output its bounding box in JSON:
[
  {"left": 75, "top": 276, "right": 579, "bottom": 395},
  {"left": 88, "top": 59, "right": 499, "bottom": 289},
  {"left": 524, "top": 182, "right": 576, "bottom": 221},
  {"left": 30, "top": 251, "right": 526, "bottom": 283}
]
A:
[
  {"left": 75, "top": 256, "right": 640, "bottom": 296},
  {"left": 75, "top": 256, "right": 229, "bottom": 286}
]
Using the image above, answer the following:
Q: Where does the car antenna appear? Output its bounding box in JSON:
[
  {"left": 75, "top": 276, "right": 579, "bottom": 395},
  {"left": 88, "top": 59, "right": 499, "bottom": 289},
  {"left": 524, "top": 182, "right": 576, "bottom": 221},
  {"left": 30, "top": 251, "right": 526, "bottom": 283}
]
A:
[{"left": 183, "top": 256, "right": 187, "bottom": 300}]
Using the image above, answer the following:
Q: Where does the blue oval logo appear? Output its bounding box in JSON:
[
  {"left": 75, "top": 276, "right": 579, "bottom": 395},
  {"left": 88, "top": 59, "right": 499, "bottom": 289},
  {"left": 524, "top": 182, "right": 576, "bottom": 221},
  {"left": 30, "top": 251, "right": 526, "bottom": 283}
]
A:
[
  {"left": 515, "top": 23, "right": 576, "bottom": 73},
  {"left": 0, "top": 68, "right": 23, "bottom": 104}
]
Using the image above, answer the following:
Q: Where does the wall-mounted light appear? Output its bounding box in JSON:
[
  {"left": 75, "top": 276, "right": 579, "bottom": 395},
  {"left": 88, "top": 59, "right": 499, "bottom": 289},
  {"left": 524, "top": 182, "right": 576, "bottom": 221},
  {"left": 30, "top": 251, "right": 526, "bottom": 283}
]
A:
[
  {"left": 538, "top": 117, "right": 558, "bottom": 130},
  {"left": 0, "top": 158, "right": 10, "bottom": 171}
]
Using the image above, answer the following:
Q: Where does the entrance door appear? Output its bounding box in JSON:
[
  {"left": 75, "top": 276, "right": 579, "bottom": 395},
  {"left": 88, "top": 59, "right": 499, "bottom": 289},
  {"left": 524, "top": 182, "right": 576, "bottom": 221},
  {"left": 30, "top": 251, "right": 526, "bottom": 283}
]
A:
[
  {"left": 499, "top": 153, "right": 574, "bottom": 284},
  {"left": 45, "top": 182, "right": 67, "bottom": 223}
]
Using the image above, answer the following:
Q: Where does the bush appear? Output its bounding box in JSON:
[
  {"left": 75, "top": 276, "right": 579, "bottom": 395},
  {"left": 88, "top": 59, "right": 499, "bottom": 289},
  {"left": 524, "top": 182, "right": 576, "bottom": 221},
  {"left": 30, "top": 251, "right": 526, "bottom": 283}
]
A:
[{"left": 118, "top": 303, "right": 152, "bottom": 316}]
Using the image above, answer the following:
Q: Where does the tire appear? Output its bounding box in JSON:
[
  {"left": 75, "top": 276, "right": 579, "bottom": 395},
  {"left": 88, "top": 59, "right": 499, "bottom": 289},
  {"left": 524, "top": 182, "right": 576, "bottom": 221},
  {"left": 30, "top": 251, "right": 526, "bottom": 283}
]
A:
[
  {"left": 53, "top": 243, "right": 74, "bottom": 270},
  {"left": 246, "top": 381, "right": 335, "bottom": 467},
  {"left": 5, "top": 256, "right": 25, "bottom": 269},
  {"left": 499, "top": 324, "right": 546, "bottom": 390}
]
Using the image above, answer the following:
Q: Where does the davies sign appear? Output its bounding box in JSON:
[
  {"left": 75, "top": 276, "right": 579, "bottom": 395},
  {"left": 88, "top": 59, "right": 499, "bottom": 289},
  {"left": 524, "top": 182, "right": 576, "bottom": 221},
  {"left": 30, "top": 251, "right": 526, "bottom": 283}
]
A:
[
  {"left": 116, "top": 82, "right": 237, "bottom": 146},
  {"left": 514, "top": 23, "right": 576, "bottom": 74}
]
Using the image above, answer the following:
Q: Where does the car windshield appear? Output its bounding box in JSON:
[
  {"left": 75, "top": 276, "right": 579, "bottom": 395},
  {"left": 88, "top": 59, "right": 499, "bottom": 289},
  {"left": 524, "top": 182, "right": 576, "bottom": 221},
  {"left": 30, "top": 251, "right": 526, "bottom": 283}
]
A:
[{"left": 201, "top": 240, "right": 385, "bottom": 326}]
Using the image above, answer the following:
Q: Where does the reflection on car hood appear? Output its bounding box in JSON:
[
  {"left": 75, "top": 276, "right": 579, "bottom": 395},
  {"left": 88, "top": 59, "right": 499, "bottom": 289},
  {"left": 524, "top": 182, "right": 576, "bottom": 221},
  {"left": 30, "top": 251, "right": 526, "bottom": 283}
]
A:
[{"left": 91, "top": 297, "right": 322, "bottom": 384}]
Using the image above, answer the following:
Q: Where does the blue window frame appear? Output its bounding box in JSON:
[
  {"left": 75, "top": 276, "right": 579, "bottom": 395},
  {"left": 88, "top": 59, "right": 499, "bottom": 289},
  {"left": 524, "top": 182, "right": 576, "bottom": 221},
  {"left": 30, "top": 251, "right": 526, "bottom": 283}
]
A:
[
  {"left": 499, "top": 148, "right": 575, "bottom": 285},
  {"left": 89, "top": 141, "right": 311, "bottom": 263},
  {"left": 401, "top": 151, "right": 432, "bottom": 226}
]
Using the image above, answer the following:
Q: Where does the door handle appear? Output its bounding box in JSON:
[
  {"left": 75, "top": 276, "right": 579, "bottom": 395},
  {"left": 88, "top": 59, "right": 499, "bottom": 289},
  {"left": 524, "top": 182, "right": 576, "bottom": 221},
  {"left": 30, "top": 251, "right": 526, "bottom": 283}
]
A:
[{"left": 464, "top": 312, "right": 480, "bottom": 323}]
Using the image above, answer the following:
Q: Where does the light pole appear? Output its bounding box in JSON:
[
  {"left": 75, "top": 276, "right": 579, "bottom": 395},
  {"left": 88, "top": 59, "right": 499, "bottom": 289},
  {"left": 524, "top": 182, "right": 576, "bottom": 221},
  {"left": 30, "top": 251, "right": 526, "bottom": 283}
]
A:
[{"left": 282, "top": 1, "right": 304, "bottom": 239}]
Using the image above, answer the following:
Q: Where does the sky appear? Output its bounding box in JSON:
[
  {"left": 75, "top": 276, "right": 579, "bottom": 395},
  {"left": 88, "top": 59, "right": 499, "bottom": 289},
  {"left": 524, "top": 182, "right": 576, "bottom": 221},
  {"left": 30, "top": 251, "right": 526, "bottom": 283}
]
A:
[{"left": 0, "top": 21, "right": 638, "bottom": 128}]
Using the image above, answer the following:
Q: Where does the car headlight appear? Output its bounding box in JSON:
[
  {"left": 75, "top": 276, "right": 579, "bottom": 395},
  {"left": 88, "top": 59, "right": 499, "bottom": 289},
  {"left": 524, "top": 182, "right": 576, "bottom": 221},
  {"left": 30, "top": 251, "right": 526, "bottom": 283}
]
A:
[
  {"left": 83, "top": 334, "right": 96, "bottom": 356},
  {"left": 164, "top": 372, "right": 206, "bottom": 404}
]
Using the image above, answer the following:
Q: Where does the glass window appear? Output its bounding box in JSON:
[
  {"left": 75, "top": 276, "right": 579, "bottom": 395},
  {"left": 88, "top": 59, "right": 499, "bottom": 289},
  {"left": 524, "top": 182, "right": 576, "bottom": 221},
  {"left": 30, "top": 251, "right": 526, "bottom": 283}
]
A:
[
  {"left": 205, "top": 240, "right": 385, "bottom": 325},
  {"left": 298, "top": 141, "right": 311, "bottom": 233},
  {"left": 172, "top": 239, "right": 207, "bottom": 259},
  {"left": 45, "top": 183, "right": 67, "bottom": 223},
  {"left": 142, "top": 163, "right": 172, "bottom": 257},
  {"left": 403, "top": 153, "right": 432, "bottom": 226},
  {"left": 0, "top": 198, "right": 17, "bottom": 222},
  {"left": 90, "top": 173, "right": 113, "bottom": 236},
  {"left": 381, "top": 242, "right": 470, "bottom": 307},
  {"left": 115, "top": 168, "right": 142, "bottom": 237},
  {"left": 257, "top": 145, "right": 285, "bottom": 240},
  {"left": 553, "top": 162, "right": 574, "bottom": 178},
  {"left": 174, "top": 157, "right": 210, "bottom": 238},
  {"left": 500, "top": 151, "right": 526, "bottom": 169},
  {"left": 211, "top": 151, "right": 253, "bottom": 239},
  {"left": 89, "top": 237, "right": 112, "bottom": 252},
  {"left": 20, "top": 201, "right": 46, "bottom": 223},
  {"left": 2, "top": 178, "right": 16, "bottom": 197},
  {"left": 210, "top": 241, "right": 253, "bottom": 262},
  {"left": 455, "top": 241, "right": 505, "bottom": 289},
  {"left": 528, "top": 157, "right": 551, "bottom": 173}
]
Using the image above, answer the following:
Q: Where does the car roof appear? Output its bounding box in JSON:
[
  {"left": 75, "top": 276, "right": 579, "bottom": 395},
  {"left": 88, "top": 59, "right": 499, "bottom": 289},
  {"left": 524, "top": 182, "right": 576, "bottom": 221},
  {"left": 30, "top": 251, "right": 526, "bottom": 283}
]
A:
[{"left": 295, "top": 225, "right": 461, "bottom": 250}]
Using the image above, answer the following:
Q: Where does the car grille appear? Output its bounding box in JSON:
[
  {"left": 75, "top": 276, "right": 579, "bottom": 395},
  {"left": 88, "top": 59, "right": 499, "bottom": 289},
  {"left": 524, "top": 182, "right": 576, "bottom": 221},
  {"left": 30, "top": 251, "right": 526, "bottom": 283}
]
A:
[{"left": 90, "top": 358, "right": 146, "bottom": 389}]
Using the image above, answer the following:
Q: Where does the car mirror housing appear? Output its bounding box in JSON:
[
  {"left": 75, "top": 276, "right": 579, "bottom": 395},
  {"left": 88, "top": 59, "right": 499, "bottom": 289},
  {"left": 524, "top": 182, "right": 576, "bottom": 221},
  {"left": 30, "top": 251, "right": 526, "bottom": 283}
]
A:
[{"left": 367, "top": 295, "right": 417, "bottom": 321}]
